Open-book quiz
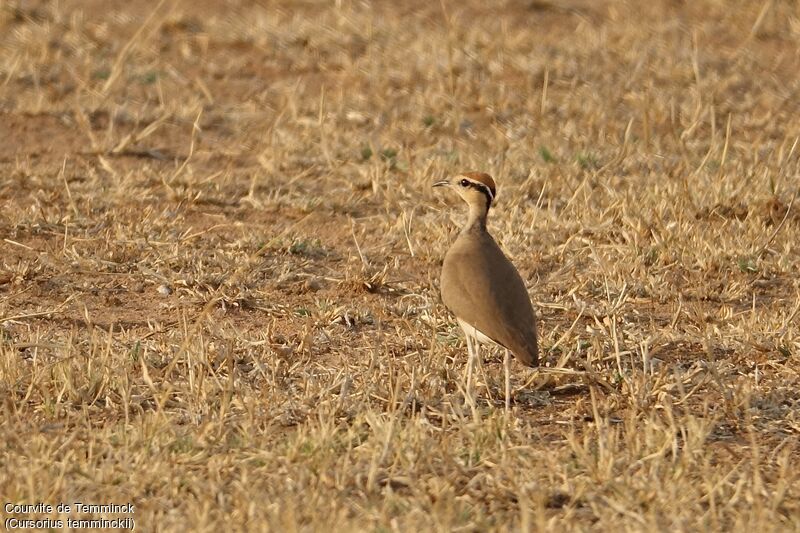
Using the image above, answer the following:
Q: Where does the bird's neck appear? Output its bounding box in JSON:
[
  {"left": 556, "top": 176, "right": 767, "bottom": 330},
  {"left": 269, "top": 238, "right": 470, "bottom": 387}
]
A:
[{"left": 462, "top": 203, "right": 489, "bottom": 233}]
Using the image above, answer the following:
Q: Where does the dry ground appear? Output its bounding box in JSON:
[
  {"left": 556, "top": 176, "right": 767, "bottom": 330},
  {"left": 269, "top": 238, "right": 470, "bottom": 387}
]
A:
[{"left": 1, "top": 0, "right": 800, "bottom": 530}]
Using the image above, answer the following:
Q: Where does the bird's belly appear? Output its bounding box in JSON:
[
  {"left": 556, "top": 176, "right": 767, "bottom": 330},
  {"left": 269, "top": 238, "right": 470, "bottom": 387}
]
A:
[{"left": 456, "top": 317, "right": 499, "bottom": 347}]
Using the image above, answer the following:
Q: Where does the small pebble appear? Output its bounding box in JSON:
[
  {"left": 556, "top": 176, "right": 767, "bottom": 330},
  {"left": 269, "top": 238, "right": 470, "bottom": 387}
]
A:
[
  {"left": 157, "top": 284, "right": 172, "bottom": 295},
  {"left": 304, "top": 277, "right": 323, "bottom": 292},
  {"left": 274, "top": 345, "right": 294, "bottom": 358}
]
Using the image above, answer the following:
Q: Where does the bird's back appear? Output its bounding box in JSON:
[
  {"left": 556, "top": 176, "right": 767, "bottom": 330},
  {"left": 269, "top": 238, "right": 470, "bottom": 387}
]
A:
[{"left": 440, "top": 228, "right": 539, "bottom": 366}]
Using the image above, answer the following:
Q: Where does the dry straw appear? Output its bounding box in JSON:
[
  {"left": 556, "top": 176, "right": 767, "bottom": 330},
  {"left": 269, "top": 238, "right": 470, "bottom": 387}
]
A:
[{"left": 0, "top": 0, "right": 799, "bottom": 530}]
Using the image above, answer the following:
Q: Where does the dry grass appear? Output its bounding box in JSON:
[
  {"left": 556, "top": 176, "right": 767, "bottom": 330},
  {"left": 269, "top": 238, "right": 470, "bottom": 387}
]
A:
[{"left": 1, "top": 0, "right": 800, "bottom": 530}]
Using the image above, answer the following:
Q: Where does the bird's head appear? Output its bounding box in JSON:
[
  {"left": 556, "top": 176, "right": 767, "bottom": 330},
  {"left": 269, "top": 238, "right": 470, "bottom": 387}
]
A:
[{"left": 433, "top": 171, "right": 497, "bottom": 211}]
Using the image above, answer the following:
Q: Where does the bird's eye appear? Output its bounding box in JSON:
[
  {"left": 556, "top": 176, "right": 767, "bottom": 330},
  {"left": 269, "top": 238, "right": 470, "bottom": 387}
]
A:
[{"left": 459, "top": 179, "right": 469, "bottom": 187}]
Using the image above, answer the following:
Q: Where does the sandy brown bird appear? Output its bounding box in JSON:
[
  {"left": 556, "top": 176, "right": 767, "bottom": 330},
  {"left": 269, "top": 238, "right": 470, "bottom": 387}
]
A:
[{"left": 434, "top": 171, "right": 539, "bottom": 409}]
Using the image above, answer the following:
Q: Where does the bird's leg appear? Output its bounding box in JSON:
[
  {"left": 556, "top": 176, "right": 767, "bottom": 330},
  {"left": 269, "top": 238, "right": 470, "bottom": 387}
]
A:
[
  {"left": 473, "top": 340, "right": 490, "bottom": 398},
  {"left": 473, "top": 344, "right": 494, "bottom": 402},
  {"left": 462, "top": 333, "right": 472, "bottom": 381},
  {"left": 463, "top": 333, "right": 476, "bottom": 403},
  {"left": 504, "top": 349, "right": 511, "bottom": 412}
]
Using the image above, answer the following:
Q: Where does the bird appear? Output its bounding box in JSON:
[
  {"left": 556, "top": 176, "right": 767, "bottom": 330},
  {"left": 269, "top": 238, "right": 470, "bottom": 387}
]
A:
[{"left": 434, "top": 171, "right": 539, "bottom": 410}]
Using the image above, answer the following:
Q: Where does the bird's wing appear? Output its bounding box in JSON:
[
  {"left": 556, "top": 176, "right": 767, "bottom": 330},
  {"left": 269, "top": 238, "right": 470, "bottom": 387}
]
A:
[{"left": 441, "top": 236, "right": 538, "bottom": 364}]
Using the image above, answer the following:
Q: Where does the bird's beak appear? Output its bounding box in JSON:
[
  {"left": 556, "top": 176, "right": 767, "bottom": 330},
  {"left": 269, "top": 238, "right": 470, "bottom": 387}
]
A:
[{"left": 432, "top": 180, "right": 449, "bottom": 188}]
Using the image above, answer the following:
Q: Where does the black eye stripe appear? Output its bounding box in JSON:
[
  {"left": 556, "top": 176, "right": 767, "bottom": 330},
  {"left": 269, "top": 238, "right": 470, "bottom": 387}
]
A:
[
  {"left": 462, "top": 180, "right": 494, "bottom": 199},
  {"left": 460, "top": 179, "right": 495, "bottom": 208}
]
